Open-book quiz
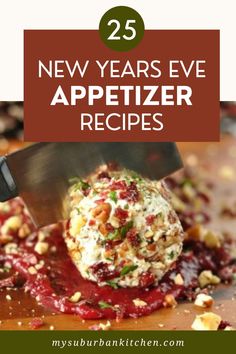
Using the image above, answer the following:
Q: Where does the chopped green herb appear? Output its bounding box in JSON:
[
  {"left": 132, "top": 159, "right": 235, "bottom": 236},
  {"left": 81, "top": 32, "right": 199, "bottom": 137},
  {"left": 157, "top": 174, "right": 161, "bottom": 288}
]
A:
[
  {"left": 180, "top": 178, "right": 194, "bottom": 187},
  {"left": 75, "top": 207, "right": 81, "bottom": 214},
  {"left": 168, "top": 250, "right": 175, "bottom": 260},
  {"left": 124, "top": 204, "right": 129, "bottom": 210},
  {"left": 124, "top": 177, "right": 131, "bottom": 185},
  {"left": 98, "top": 301, "right": 113, "bottom": 309},
  {"left": 131, "top": 173, "right": 143, "bottom": 182},
  {"left": 109, "top": 191, "right": 117, "bottom": 203},
  {"left": 106, "top": 280, "right": 118, "bottom": 289},
  {"left": 2, "top": 267, "right": 10, "bottom": 273},
  {"left": 70, "top": 177, "right": 90, "bottom": 191},
  {"left": 120, "top": 221, "right": 133, "bottom": 238},
  {"left": 120, "top": 264, "right": 138, "bottom": 276},
  {"left": 105, "top": 257, "right": 114, "bottom": 262},
  {"left": 107, "top": 229, "right": 120, "bottom": 240}
]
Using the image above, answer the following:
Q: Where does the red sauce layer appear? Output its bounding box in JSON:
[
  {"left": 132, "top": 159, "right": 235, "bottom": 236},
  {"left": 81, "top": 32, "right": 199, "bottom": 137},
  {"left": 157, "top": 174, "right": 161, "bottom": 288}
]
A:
[{"left": 0, "top": 203, "right": 235, "bottom": 320}]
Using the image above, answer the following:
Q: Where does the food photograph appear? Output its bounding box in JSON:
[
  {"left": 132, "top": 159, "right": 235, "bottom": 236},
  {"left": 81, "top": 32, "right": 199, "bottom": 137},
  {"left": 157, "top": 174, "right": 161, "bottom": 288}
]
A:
[{"left": 0, "top": 102, "right": 236, "bottom": 331}]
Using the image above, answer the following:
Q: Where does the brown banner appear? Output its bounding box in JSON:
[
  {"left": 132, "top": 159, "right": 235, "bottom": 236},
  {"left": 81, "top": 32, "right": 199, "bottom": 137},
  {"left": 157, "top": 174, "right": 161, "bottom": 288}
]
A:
[{"left": 24, "top": 30, "right": 219, "bottom": 142}]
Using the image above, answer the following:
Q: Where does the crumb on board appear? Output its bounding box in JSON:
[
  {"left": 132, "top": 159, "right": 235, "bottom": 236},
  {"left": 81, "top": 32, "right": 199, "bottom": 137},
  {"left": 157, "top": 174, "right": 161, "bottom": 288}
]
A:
[
  {"left": 132, "top": 298, "right": 147, "bottom": 307},
  {"left": 198, "top": 270, "right": 220, "bottom": 288},
  {"left": 191, "top": 312, "right": 221, "bottom": 331},
  {"left": 194, "top": 293, "right": 214, "bottom": 308},
  {"left": 89, "top": 321, "right": 111, "bottom": 331},
  {"left": 29, "top": 318, "right": 44, "bottom": 330}
]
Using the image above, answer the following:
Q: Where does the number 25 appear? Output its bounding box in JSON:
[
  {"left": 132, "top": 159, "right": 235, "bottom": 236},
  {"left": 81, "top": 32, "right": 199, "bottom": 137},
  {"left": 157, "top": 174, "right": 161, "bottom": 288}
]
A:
[{"left": 107, "top": 19, "right": 136, "bottom": 41}]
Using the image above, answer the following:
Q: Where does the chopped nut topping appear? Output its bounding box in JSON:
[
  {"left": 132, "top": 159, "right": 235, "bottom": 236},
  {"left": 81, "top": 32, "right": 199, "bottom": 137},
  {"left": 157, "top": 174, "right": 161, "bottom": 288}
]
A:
[
  {"left": 69, "top": 291, "right": 82, "bottom": 303},
  {"left": 194, "top": 293, "right": 214, "bottom": 308},
  {"left": 191, "top": 312, "right": 221, "bottom": 330},
  {"left": 174, "top": 273, "right": 184, "bottom": 285},
  {"left": 34, "top": 241, "right": 49, "bottom": 255},
  {"left": 89, "top": 321, "right": 111, "bottom": 331},
  {"left": 18, "top": 223, "right": 31, "bottom": 238},
  {"left": 4, "top": 242, "right": 18, "bottom": 254},
  {"left": 133, "top": 298, "right": 147, "bottom": 307},
  {"left": 35, "top": 260, "right": 45, "bottom": 270},
  {"left": 1, "top": 216, "right": 22, "bottom": 234},
  {"left": 144, "top": 230, "right": 154, "bottom": 238},
  {"left": 70, "top": 215, "right": 87, "bottom": 236},
  {"left": 186, "top": 225, "right": 222, "bottom": 248},
  {"left": 164, "top": 294, "right": 177, "bottom": 308},
  {"left": 38, "top": 231, "right": 47, "bottom": 242},
  {"left": 204, "top": 231, "right": 222, "bottom": 249},
  {"left": 28, "top": 266, "right": 37, "bottom": 275},
  {"left": 0, "top": 234, "right": 13, "bottom": 245},
  {"left": 198, "top": 270, "right": 220, "bottom": 288}
]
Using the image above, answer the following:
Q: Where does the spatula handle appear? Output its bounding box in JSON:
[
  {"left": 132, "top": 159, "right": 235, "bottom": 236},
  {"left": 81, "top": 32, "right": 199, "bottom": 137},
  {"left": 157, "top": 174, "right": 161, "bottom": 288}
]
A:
[{"left": 0, "top": 156, "right": 18, "bottom": 202}]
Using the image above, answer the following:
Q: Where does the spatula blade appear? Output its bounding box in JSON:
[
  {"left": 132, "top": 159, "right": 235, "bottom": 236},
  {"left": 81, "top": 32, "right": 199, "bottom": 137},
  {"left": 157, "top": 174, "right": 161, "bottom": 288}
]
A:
[{"left": 5, "top": 142, "right": 182, "bottom": 227}]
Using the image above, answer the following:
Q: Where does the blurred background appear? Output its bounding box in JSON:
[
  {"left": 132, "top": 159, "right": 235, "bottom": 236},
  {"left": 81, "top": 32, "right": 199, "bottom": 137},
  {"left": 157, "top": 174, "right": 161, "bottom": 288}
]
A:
[{"left": 0, "top": 102, "right": 23, "bottom": 154}]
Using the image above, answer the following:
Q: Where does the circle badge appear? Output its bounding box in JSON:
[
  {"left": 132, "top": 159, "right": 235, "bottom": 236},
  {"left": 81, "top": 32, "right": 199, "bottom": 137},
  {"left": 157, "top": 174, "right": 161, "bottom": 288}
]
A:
[{"left": 99, "top": 6, "right": 145, "bottom": 52}]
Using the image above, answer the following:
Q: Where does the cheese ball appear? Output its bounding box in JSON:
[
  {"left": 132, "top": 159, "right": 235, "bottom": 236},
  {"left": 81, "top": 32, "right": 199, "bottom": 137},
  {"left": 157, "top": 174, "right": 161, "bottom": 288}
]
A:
[{"left": 65, "top": 168, "right": 184, "bottom": 288}]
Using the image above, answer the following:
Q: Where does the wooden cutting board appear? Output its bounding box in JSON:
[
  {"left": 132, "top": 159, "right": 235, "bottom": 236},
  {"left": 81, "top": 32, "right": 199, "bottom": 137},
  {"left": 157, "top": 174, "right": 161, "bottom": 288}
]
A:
[{"left": 1, "top": 137, "right": 236, "bottom": 330}]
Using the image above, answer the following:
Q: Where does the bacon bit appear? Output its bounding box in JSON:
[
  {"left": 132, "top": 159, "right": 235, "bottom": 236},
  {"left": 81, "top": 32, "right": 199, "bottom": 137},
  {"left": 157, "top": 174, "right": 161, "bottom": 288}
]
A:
[
  {"left": 139, "top": 272, "right": 155, "bottom": 288},
  {"left": 89, "top": 219, "right": 95, "bottom": 226},
  {"left": 146, "top": 215, "right": 156, "bottom": 226},
  {"left": 104, "top": 240, "right": 113, "bottom": 251},
  {"left": 107, "top": 161, "right": 119, "bottom": 171},
  {"left": 110, "top": 180, "right": 127, "bottom": 191},
  {"left": 126, "top": 228, "right": 140, "bottom": 247},
  {"left": 97, "top": 172, "right": 111, "bottom": 180},
  {"left": 218, "top": 320, "right": 232, "bottom": 330},
  {"left": 95, "top": 198, "right": 106, "bottom": 204},
  {"left": 105, "top": 223, "right": 115, "bottom": 232},
  {"left": 90, "top": 262, "right": 119, "bottom": 282},
  {"left": 89, "top": 321, "right": 111, "bottom": 331},
  {"left": 120, "top": 182, "right": 139, "bottom": 202},
  {"left": 114, "top": 207, "right": 128, "bottom": 225},
  {"left": 29, "top": 318, "right": 44, "bottom": 330}
]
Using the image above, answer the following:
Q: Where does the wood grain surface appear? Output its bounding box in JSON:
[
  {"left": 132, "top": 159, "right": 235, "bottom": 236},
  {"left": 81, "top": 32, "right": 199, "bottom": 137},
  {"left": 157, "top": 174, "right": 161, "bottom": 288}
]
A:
[{"left": 1, "top": 136, "right": 236, "bottom": 330}]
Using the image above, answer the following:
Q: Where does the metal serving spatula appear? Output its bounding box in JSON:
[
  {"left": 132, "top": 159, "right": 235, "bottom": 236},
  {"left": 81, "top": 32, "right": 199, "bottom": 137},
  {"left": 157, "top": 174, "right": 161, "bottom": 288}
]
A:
[{"left": 0, "top": 142, "right": 182, "bottom": 227}]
